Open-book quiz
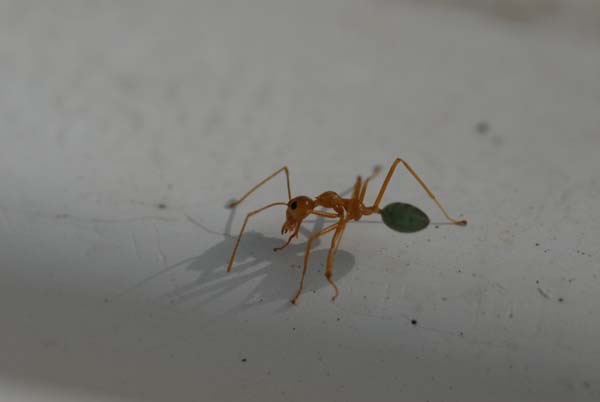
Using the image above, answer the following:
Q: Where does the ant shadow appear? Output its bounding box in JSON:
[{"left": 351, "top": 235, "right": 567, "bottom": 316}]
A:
[
  {"left": 125, "top": 191, "right": 357, "bottom": 314},
  {"left": 163, "top": 232, "right": 355, "bottom": 313}
]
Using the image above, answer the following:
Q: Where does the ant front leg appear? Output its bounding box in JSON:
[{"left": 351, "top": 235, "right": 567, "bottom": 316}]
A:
[
  {"left": 359, "top": 165, "right": 382, "bottom": 203},
  {"left": 227, "top": 202, "right": 288, "bottom": 272},
  {"left": 291, "top": 222, "right": 340, "bottom": 305},
  {"left": 372, "top": 158, "right": 467, "bottom": 225},
  {"left": 228, "top": 167, "right": 292, "bottom": 208}
]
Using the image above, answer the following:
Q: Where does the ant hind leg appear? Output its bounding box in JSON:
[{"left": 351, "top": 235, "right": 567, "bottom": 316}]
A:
[
  {"left": 325, "top": 223, "right": 346, "bottom": 302},
  {"left": 373, "top": 158, "right": 467, "bottom": 225}
]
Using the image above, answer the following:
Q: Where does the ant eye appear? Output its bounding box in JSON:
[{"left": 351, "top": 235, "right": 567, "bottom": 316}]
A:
[{"left": 290, "top": 201, "right": 298, "bottom": 210}]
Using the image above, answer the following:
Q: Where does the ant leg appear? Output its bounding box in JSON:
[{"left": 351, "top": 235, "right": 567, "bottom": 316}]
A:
[
  {"left": 226, "top": 202, "right": 288, "bottom": 272},
  {"left": 359, "top": 165, "right": 382, "bottom": 203},
  {"left": 273, "top": 229, "right": 298, "bottom": 252},
  {"left": 311, "top": 210, "right": 339, "bottom": 219},
  {"left": 228, "top": 167, "right": 291, "bottom": 208},
  {"left": 352, "top": 176, "right": 363, "bottom": 201},
  {"left": 324, "top": 222, "right": 347, "bottom": 302},
  {"left": 372, "top": 158, "right": 467, "bottom": 225},
  {"left": 291, "top": 222, "right": 340, "bottom": 305}
]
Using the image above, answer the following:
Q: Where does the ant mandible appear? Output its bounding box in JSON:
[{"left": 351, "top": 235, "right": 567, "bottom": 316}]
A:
[{"left": 226, "top": 158, "right": 467, "bottom": 305}]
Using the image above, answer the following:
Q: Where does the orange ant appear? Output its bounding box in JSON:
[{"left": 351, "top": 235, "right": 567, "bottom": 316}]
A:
[{"left": 226, "top": 158, "right": 467, "bottom": 304}]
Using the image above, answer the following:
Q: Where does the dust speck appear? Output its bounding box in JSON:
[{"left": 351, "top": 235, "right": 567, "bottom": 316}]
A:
[{"left": 475, "top": 121, "right": 490, "bottom": 134}]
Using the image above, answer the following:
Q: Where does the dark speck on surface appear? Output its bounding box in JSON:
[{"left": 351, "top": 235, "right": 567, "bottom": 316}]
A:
[
  {"left": 558, "top": 297, "right": 564, "bottom": 303},
  {"left": 103, "top": 298, "right": 111, "bottom": 303},
  {"left": 411, "top": 319, "right": 418, "bottom": 326},
  {"left": 156, "top": 203, "right": 167, "bottom": 210},
  {"left": 476, "top": 121, "right": 490, "bottom": 134},
  {"left": 241, "top": 358, "right": 247, "bottom": 362},
  {"left": 535, "top": 243, "right": 540, "bottom": 247}
]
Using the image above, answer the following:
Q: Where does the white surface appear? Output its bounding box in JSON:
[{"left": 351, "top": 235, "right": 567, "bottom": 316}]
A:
[{"left": 1, "top": 1, "right": 599, "bottom": 401}]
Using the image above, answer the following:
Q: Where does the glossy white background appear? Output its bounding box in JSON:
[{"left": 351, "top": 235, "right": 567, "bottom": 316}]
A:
[{"left": 1, "top": 1, "right": 599, "bottom": 401}]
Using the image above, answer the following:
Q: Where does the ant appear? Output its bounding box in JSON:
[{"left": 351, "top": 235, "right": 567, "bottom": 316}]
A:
[{"left": 226, "top": 158, "right": 467, "bottom": 305}]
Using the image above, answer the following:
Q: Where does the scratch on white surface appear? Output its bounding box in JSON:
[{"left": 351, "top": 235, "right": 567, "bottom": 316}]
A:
[
  {"left": 153, "top": 223, "right": 167, "bottom": 267},
  {"left": 491, "top": 282, "right": 507, "bottom": 294},
  {"left": 115, "top": 256, "right": 198, "bottom": 298},
  {"left": 77, "top": 215, "right": 177, "bottom": 224},
  {"left": 400, "top": 313, "right": 457, "bottom": 337},
  {"left": 130, "top": 231, "right": 141, "bottom": 262},
  {"left": 184, "top": 213, "right": 224, "bottom": 236},
  {"left": 0, "top": 205, "right": 178, "bottom": 224},
  {"left": 383, "top": 282, "right": 392, "bottom": 305},
  {"left": 537, "top": 286, "right": 551, "bottom": 299},
  {"left": 129, "top": 199, "right": 207, "bottom": 211}
]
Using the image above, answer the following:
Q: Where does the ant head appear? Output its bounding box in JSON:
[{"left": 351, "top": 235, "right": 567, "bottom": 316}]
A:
[{"left": 281, "top": 196, "right": 314, "bottom": 235}]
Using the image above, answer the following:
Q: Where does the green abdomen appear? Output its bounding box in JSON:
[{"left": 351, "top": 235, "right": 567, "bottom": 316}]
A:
[{"left": 381, "top": 202, "right": 430, "bottom": 233}]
